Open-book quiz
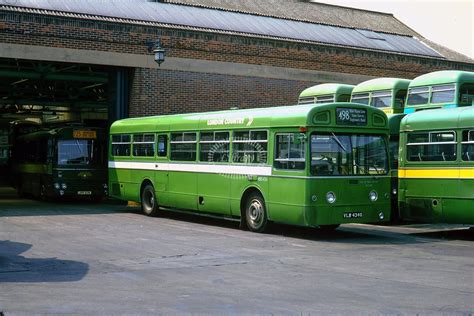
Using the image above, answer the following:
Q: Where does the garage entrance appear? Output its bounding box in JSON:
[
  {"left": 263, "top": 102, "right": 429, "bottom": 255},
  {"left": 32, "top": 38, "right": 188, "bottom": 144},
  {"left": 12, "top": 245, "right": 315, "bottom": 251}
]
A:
[{"left": 0, "top": 58, "right": 129, "bottom": 195}]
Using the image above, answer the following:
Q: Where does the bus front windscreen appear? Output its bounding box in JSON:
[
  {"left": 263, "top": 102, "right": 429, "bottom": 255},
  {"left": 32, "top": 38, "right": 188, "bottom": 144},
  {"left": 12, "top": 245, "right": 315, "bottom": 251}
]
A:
[
  {"left": 311, "top": 133, "right": 388, "bottom": 176},
  {"left": 57, "top": 139, "right": 104, "bottom": 166},
  {"left": 370, "top": 91, "right": 392, "bottom": 108}
]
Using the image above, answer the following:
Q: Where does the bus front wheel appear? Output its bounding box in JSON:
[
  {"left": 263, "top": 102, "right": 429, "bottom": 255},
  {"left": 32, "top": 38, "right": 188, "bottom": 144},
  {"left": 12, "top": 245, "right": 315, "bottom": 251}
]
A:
[
  {"left": 141, "top": 184, "right": 159, "bottom": 216},
  {"left": 245, "top": 193, "right": 268, "bottom": 233}
]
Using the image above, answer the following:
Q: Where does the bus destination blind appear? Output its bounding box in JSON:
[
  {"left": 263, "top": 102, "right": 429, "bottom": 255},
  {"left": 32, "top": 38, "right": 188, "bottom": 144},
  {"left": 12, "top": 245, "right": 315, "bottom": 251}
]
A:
[{"left": 336, "top": 108, "right": 367, "bottom": 126}]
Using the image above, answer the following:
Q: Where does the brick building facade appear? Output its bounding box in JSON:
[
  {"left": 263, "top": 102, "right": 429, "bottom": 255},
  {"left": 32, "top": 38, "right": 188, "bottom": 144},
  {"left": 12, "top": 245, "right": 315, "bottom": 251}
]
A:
[{"left": 0, "top": 0, "right": 473, "bottom": 118}]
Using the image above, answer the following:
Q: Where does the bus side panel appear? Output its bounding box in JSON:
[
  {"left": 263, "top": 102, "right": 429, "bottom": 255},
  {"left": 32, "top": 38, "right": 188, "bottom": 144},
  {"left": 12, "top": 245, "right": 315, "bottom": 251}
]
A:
[
  {"left": 154, "top": 169, "right": 169, "bottom": 207},
  {"left": 267, "top": 177, "right": 306, "bottom": 225},
  {"left": 109, "top": 166, "right": 136, "bottom": 202},
  {"left": 229, "top": 177, "right": 269, "bottom": 218},
  {"left": 197, "top": 172, "right": 230, "bottom": 215},
  {"left": 400, "top": 177, "right": 474, "bottom": 224},
  {"left": 167, "top": 170, "right": 198, "bottom": 211}
]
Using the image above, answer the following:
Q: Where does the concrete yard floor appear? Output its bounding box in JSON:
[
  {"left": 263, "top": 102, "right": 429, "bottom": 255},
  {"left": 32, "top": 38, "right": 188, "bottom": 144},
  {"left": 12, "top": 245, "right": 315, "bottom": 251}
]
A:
[{"left": 0, "top": 197, "right": 473, "bottom": 314}]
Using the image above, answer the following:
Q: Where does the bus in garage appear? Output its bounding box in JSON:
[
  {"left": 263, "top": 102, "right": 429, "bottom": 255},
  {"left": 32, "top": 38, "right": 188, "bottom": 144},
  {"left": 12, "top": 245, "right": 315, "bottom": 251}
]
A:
[{"left": 11, "top": 126, "right": 108, "bottom": 200}]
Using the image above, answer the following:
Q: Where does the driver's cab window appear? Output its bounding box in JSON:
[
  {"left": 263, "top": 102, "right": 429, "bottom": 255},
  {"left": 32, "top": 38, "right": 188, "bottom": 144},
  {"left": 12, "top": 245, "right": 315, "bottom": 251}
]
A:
[{"left": 274, "top": 133, "right": 306, "bottom": 170}]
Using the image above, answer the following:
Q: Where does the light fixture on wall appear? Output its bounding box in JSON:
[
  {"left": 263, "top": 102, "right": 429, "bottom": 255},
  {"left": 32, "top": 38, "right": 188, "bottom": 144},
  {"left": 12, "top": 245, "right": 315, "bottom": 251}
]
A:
[{"left": 147, "top": 38, "right": 166, "bottom": 67}]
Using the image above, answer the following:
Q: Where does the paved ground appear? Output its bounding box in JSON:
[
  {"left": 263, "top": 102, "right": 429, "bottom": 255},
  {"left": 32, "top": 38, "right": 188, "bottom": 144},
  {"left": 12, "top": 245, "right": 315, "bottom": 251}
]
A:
[{"left": 0, "top": 190, "right": 473, "bottom": 314}]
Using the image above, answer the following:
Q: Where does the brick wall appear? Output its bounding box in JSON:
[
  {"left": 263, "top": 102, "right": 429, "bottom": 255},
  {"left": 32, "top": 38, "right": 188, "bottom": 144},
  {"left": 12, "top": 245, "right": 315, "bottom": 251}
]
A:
[
  {"left": 129, "top": 68, "right": 313, "bottom": 117},
  {"left": 1, "top": 10, "right": 474, "bottom": 117}
]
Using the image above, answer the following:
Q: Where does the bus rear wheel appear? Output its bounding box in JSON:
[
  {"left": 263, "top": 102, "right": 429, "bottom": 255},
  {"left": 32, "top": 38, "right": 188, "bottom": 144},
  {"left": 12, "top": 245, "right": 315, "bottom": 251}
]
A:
[
  {"left": 141, "top": 184, "right": 159, "bottom": 216},
  {"left": 245, "top": 193, "right": 268, "bottom": 233}
]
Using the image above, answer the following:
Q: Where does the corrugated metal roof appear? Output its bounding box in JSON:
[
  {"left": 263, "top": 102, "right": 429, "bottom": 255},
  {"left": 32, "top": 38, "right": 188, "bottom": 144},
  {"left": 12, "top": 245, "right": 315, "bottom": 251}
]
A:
[{"left": 0, "top": 0, "right": 444, "bottom": 58}]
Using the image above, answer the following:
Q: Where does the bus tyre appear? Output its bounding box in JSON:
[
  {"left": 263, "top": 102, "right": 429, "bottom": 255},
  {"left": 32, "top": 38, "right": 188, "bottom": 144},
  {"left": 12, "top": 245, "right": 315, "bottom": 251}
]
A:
[
  {"left": 141, "top": 184, "right": 159, "bottom": 216},
  {"left": 245, "top": 193, "right": 268, "bottom": 233}
]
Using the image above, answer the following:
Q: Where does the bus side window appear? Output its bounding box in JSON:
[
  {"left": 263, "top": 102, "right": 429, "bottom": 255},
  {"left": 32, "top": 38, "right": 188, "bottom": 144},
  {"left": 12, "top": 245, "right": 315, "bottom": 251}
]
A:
[
  {"left": 459, "top": 83, "right": 474, "bottom": 105},
  {"left": 157, "top": 134, "right": 168, "bottom": 157},
  {"left": 461, "top": 130, "right": 474, "bottom": 161}
]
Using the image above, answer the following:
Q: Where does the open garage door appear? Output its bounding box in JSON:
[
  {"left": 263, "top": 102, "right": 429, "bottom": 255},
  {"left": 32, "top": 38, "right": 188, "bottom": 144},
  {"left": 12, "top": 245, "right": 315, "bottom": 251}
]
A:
[{"left": 0, "top": 58, "right": 129, "bottom": 195}]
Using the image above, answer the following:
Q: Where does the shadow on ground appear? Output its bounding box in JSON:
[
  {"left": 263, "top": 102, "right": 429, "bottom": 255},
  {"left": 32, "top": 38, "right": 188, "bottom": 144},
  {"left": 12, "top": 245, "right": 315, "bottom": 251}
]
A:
[
  {"left": 0, "top": 240, "right": 89, "bottom": 283},
  {"left": 411, "top": 228, "right": 474, "bottom": 241},
  {"left": 126, "top": 207, "right": 434, "bottom": 245}
]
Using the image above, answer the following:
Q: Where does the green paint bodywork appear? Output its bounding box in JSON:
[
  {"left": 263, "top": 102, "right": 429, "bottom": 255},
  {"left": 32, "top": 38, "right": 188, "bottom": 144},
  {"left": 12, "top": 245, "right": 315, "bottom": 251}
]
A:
[
  {"left": 398, "top": 107, "right": 474, "bottom": 224},
  {"left": 298, "top": 83, "right": 354, "bottom": 103},
  {"left": 109, "top": 103, "right": 392, "bottom": 227}
]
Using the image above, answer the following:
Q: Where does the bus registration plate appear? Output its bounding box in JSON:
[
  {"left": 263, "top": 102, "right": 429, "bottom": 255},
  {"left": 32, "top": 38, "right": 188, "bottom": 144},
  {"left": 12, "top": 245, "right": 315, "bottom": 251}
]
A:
[
  {"left": 343, "top": 212, "right": 363, "bottom": 219},
  {"left": 77, "top": 191, "right": 92, "bottom": 195},
  {"left": 73, "top": 130, "right": 97, "bottom": 139}
]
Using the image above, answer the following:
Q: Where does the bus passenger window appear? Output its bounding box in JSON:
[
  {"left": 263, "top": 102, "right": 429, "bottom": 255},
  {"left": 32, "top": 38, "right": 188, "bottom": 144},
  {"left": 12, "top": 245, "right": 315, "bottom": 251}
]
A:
[
  {"left": 431, "top": 84, "right": 455, "bottom": 104},
  {"left": 351, "top": 93, "right": 370, "bottom": 105},
  {"left": 157, "top": 135, "right": 167, "bottom": 157},
  {"left": 232, "top": 130, "right": 267, "bottom": 164},
  {"left": 407, "top": 131, "right": 456, "bottom": 162},
  {"left": 199, "top": 131, "right": 229, "bottom": 162},
  {"left": 461, "top": 130, "right": 474, "bottom": 161},
  {"left": 170, "top": 132, "right": 196, "bottom": 161},
  {"left": 274, "top": 133, "right": 306, "bottom": 170},
  {"left": 133, "top": 134, "right": 155, "bottom": 157},
  {"left": 112, "top": 134, "right": 131, "bottom": 156}
]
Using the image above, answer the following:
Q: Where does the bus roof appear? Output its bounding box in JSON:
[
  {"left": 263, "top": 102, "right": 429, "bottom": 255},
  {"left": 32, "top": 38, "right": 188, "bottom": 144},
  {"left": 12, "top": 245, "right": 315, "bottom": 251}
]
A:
[
  {"left": 111, "top": 102, "right": 388, "bottom": 133},
  {"left": 400, "top": 107, "right": 474, "bottom": 132},
  {"left": 352, "top": 78, "right": 411, "bottom": 94},
  {"left": 299, "top": 83, "right": 354, "bottom": 98},
  {"left": 408, "top": 70, "right": 474, "bottom": 88}
]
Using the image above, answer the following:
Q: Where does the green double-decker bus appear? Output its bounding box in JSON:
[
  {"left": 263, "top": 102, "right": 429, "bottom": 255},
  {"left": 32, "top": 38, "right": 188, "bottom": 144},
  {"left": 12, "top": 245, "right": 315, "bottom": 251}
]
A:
[
  {"left": 404, "top": 70, "right": 474, "bottom": 114},
  {"left": 398, "top": 107, "right": 474, "bottom": 224},
  {"left": 298, "top": 83, "right": 354, "bottom": 104},
  {"left": 12, "top": 126, "right": 108, "bottom": 200},
  {"left": 351, "top": 78, "right": 411, "bottom": 221},
  {"left": 109, "top": 103, "right": 391, "bottom": 232}
]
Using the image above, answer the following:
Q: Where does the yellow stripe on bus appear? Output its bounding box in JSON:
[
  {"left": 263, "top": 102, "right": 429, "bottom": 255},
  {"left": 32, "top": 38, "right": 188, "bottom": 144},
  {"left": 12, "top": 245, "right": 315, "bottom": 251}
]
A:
[{"left": 399, "top": 168, "right": 474, "bottom": 179}]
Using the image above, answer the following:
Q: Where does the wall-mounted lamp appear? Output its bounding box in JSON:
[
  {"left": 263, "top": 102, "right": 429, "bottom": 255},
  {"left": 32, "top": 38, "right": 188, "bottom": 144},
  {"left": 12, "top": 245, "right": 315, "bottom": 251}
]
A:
[{"left": 147, "top": 39, "right": 166, "bottom": 67}]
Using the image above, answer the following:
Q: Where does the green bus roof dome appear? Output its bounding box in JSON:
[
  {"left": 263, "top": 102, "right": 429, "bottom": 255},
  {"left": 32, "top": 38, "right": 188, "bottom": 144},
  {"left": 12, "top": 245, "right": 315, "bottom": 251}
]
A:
[
  {"left": 299, "top": 83, "right": 354, "bottom": 98},
  {"left": 409, "top": 70, "right": 474, "bottom": 88},
  {"left": 352, "top": 77, "right": 411, "bottom": 93}
]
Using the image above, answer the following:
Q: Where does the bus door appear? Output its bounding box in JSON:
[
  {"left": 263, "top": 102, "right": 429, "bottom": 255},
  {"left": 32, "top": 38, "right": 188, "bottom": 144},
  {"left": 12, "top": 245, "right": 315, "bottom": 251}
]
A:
[{"left": 269, "top": 132, "right": 308, "bottom": 225}]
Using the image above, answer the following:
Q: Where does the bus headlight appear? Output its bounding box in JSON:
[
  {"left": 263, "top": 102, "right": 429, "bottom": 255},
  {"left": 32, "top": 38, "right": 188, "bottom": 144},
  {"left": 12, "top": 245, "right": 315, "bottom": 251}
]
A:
[
  {"left": 378, "top": 212, "right": 385, "bottom": 220},
  {"left": 369, "top": 190, "right": 378, "bottom": 202},
  {"left": 54, "top": 183, "right": 60, "bottom": 190},
  {"left": 392, "top": 188, "right": 397, "bottom": 195},
  {"left": 326, "top": 191, "right": 336, "bottom": 204},
  {"left": 61, "top": 183, "right": 67, "bottom": 190}
]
